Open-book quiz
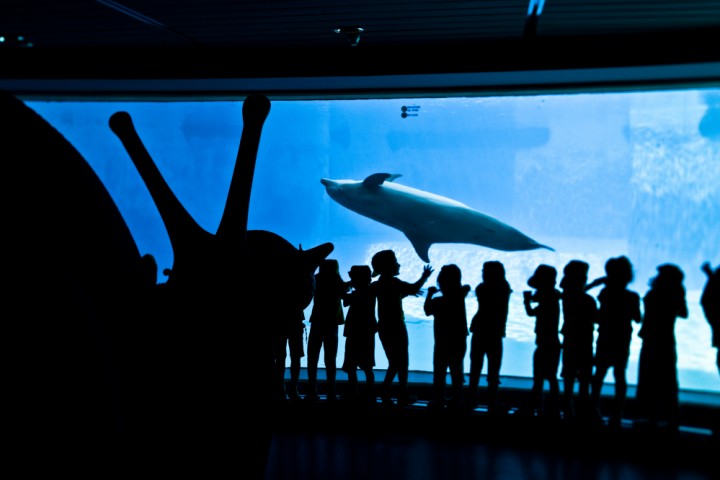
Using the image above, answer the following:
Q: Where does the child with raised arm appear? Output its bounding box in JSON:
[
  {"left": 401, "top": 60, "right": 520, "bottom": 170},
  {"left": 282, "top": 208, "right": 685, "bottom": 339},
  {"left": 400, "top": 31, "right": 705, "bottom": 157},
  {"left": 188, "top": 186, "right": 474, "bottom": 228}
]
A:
[{"left": 370, "top": 249, "right": 433, "bottom": 407}]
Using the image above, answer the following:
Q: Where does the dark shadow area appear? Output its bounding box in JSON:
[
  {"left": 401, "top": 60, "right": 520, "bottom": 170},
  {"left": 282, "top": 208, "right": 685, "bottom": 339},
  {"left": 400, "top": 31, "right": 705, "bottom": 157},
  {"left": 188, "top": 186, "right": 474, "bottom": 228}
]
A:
[
  {"left": 3, "top": 90, "right": 332, "bottom": 477},
  {"left": 266, "top": 371, "right": 719, "bottom": 480}
]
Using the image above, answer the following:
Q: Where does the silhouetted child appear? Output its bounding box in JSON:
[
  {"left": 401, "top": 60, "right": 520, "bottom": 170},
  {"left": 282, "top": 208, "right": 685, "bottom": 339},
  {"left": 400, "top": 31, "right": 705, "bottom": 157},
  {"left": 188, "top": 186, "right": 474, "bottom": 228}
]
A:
[
  {"left": 559, "top": 260, "right": 598, "bottom": 423},
  {"left": 273, "top": 307, "right": 307, "bottom": 403},
  {"left": 306, "top": 259, "right": 349, "bottom": 402},
  {"left": 424, "top": 264, "right": 470, "bottom": 410},
  {"left": 635, "top": 264, "right": 688, "bottom": 432},
  {"left": 523, "top": 264, "right": 562, "bottom": 419},
  {"left": 341, "top": 265, "right": 378, "bottom": 404},
  {"left": 589, "top": 255, "right": 642, "bottom": 429},
  {"left": 370, "top": 249, "right": 433, "bottom": 407},
  {"left": 701, "top": 262, "right": 720, "bottom": 376},
  {"left": 467, "top": 260, "right": 512, "bottom": 414}
]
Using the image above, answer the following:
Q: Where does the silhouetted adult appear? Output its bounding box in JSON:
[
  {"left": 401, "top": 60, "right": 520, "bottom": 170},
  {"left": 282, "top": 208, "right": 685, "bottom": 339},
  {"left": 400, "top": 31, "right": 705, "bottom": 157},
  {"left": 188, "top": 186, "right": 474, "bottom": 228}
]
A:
[
  {"left": 589, "top": 255, "right": 642, "bottom": 430},
  {"left": 701, "top": 262, "right": 720, "bottom": 375},
  {"left": 424, "top": 264, "right": 471, "bottom": 410},
  {"left": 635, "top": 264, "right": 688, "bottom": 432},
  {"left": 559, "top": 260, "right": 598, "bottom": 423},
  {"left": 341, "top": 265, "right": 378, "bottom": 404},
  {"left": 523, "top": 264, "right": 562, "bottom": 419},
  {"left": 306, "top": 259, "right": 349, "bottom": 402},
  {"left": 370, "top": 249, "right": 433, "bottom": 407},
  {"left": 467, "top": 261, "right": 512, "bottom": 414}
]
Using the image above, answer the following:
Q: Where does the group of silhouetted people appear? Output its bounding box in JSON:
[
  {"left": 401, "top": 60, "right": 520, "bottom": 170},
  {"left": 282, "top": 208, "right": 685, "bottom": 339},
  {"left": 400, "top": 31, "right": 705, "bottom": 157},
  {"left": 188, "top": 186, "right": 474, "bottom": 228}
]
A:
[
  {"left": 269, "top": 248, "right": 719, "bottom": 433},
  {"left": 298, "top": 250, "right": 434, "bottom": 407}
]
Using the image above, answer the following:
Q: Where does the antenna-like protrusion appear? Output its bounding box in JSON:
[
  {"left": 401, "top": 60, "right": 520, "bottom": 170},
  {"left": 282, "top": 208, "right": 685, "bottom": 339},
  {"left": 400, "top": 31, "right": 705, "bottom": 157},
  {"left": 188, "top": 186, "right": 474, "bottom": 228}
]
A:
[
  {"left": 216, "top": 94, "right": 271, "bottom": 241},
  {"left": 109, "top": 111, "right": 207, "bottom": 257}
]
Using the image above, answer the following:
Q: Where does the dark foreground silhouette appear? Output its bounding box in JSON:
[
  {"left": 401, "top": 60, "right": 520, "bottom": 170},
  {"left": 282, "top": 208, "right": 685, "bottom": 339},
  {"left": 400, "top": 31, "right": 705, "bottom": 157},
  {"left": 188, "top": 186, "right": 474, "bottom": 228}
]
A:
[{"left": 4, "top": 90, "right": 332, "bottom": 477}]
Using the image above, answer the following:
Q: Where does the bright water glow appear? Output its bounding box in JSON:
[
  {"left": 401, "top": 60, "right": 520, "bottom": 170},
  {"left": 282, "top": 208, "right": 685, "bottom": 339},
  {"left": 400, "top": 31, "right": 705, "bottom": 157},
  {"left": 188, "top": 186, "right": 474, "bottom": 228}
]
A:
[{"left": 27, "top": 88, "right": 720, "bottom": 393}]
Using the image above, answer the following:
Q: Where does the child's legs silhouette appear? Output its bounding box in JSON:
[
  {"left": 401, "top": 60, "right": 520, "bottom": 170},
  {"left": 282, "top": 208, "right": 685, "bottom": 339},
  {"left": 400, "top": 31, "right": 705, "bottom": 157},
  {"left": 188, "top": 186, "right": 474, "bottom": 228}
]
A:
[
  {"left": 486, "top": 342, "right": 503, "bottom": 410},
  {"left": 306, "top": 328, "right": 322, "bottom": 395},
  {"left": 324, "top": 330, "right": 339, "bottom": 399},
  {"left": 611, "top": 367, "right": 628, "bottom": 425}
]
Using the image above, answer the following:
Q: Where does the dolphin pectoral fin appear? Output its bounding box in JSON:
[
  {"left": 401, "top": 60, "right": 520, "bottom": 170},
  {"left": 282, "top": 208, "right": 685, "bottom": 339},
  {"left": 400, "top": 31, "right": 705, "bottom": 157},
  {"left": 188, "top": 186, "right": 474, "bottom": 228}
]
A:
[
  {"left": 363, "top": 173, "right": 402, "bottom": 188},
  {"left": 405, "top": 234, "right": 432, "bottom": 263}
]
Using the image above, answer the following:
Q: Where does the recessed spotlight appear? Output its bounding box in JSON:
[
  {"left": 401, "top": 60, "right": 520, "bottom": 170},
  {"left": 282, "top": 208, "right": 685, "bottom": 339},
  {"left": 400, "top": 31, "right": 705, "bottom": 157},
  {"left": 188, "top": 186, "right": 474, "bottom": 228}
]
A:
[{"left": 334, "top": 26, "right": 364, "bottom": 47}]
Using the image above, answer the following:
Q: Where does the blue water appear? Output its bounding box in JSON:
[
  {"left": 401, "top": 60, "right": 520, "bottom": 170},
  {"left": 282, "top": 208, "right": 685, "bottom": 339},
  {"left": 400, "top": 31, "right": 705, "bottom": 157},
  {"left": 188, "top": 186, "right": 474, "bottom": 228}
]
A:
[{"left": 27, "top": 89, "right": 720, "bottom": 393}]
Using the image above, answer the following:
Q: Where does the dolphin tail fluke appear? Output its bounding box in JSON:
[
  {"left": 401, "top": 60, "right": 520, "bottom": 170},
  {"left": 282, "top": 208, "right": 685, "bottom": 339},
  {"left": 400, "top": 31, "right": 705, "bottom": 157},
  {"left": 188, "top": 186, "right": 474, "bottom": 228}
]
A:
[
  {"left": 539, "top": 243, "right": 555, "bottom": 252},
  {"left": 406, "top": 234, "right": 432, "bottom": 263}
]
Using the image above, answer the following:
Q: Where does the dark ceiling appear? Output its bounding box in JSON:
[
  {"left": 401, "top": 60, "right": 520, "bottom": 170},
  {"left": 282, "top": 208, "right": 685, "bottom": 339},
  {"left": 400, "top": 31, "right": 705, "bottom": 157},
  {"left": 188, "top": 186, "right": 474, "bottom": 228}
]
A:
[{"left": 2, "top": 0, "right": 720, "bottom": 95}]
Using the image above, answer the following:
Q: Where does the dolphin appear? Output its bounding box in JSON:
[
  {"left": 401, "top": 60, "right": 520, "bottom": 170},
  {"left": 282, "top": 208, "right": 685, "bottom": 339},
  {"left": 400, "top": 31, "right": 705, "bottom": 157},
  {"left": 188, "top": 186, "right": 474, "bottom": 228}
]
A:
[{"left": 320, "top": 173, "right": 553, "bottom": 263}]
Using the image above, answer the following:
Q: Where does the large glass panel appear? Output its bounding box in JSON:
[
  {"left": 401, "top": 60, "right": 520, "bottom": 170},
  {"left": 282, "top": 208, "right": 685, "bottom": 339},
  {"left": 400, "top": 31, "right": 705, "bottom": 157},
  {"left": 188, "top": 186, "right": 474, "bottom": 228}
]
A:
[{"left": 27, "top": 88, "right": 720, "bottom": 393}]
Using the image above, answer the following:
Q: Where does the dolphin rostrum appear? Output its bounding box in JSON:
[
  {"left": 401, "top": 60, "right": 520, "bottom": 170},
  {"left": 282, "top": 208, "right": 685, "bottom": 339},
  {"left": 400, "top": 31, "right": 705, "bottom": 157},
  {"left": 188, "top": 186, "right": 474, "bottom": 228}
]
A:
[{"left": 321, "top": 173, "right": 553, "bottom": 263}]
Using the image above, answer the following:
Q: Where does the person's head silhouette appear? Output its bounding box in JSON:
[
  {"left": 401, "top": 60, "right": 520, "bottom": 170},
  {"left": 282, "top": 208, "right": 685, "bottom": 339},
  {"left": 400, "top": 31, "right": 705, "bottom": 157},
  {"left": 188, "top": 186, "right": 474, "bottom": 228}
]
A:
[
  {"left": 319, "top": 258, "right": 340, "bottom": 276},
  {"left": 604, "top": 255, "right": 634, "bottom": 287},
  {"left": 649, "top": 263, "right": 684, "bottom": 290},
  {"left": 560, "top": 260, "right": 589, "bottom": 292},
  {"left": 437, "top": 264, "right": 462, "bottom": 291},
  {"left": 348, "top": 265, "right": 372, "bottom": 287},
  {"left": 371, "top": 249, "right": 400, "bottom": 278},
  {"left": 528, "top": 264, "right": 557, "bottom": 290},
  {"left": 482, "top": 260, "right": 506, "bottom": 284}
]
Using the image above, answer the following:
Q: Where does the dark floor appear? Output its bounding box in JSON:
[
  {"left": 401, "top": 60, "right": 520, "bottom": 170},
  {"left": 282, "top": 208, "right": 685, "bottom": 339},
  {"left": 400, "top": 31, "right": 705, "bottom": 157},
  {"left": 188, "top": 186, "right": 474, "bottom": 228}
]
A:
[{"left": 264, "top": 372, "right": 720, "bottom": 480}]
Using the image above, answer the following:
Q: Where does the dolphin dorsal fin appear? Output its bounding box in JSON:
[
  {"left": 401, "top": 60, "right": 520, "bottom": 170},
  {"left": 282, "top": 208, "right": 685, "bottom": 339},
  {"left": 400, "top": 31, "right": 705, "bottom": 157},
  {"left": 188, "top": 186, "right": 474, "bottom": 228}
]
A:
[
  {"left": 363, "top": 173, "right": 402, "bottom": 188},
  {"left": 405, "top": 233, "right": 432, "bottom": 263}
]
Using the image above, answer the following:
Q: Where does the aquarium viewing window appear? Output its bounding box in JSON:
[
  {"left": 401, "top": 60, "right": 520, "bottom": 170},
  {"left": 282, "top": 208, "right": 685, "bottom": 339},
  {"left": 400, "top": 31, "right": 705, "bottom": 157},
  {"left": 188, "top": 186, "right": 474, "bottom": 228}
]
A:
[{"left": 26, "top": 86, "right": 720, "bottom": 394}]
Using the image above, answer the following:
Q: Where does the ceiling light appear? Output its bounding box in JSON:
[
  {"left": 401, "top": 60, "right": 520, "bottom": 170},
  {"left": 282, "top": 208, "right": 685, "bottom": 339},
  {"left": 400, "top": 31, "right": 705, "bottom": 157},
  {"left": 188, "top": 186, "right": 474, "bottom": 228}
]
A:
[
  {"left": 334, "top": 27, "right": 364, "bottom": 47},
  {"left": 526, "top": 0, "right": 545, "bottom": 16}
]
